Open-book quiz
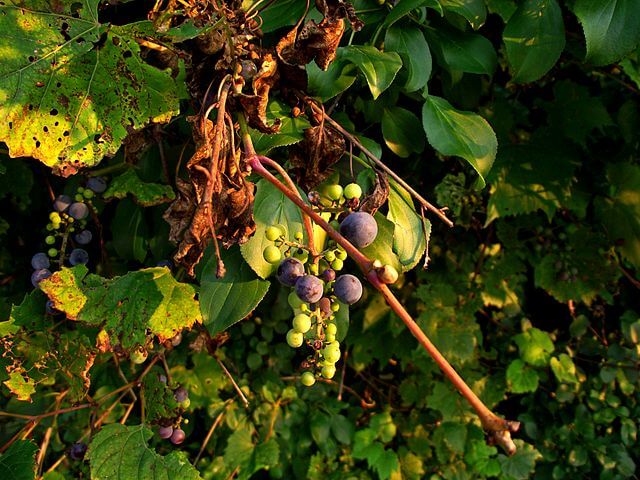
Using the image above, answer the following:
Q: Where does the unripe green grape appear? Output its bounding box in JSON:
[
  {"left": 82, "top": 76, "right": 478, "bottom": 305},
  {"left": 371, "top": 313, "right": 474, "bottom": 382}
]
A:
[
  {"left": 293, "top": 249, "right": 309, "bottom": 263},
  {"left": 292, "top": 313, "right": 311, "bottom": 333},
  {"left": 331, "top": 259, "right": 344, "bottom": 271},
  {"left": 263, "top": 245, "right": 282, "bottom": 264},
  {"left": 49, "top": 212, "right": 61, "bottom": 223},
  {"left": 288, "top": 291, "right": 304, "bottom": 309},
  {"left": 130, "top": 348, "right": 148, "bottom": 364},
  {"left": 326, "top": 323, "right": 337, "bottom": 336},
  {"left": 326, "top": 184, "right": 343, "bottom": 201},
  {"left": 286, "top": 329, "right": 304, "bottom": 348},
  {"left": 52, "top": 222, "right": 61, "bottom": 230},
  {"left": 323, "top": 346, "right": 341, "bottom": 364},
  {"left": 321, "top": 364, "right": 336, "bottom": 379},
  {"left": 329, "top": 220, "right": 340, "bottom": 230},
  {"left": 324, "top": 251, "right": 336, "bottom": 262},
  {"left": 46, "top": 223, "right": 54, "bottom": 231},
  {"left": 308, "top": 263, "right": 319, "bottom": 275},
  {"left": 77, "top": 187, "right": 85, "bottom": 193},
  {"left": 265, "top": 226, "right": 282, "bottom": 241},
  {"left": 336, "top": 249, "right": 347, "bottom": 260},
  {"left": 47, "top": 248, "right": 58, "bottom": 257},
  {"left": 325, "top": 333, "right": 336, "bottom": 343},
  {"left": 331, "top": 302, "right": 340, "bottom": 312},
  {"left": 83, "top": 189, "right": 94, "bottom": 199},
  {"left": 45, "top": 235, "right": 56, "bottom": 245},
  {"left": 343, "top": 183, "right": 362, "bottom": 199},
  {"left": 301, "top": 371, "right": 316, "bottom": 386},
  {"left": 75, "top": 194, "right": 84, "bottom": 202},
  {"left": 377, "top": 264, "right": 399, "bottom": 284},
  {"left": 294, "top": 231, "right": 304, "bottom": 241},
  {"left": 180, "top": 398, "right": 191, "bottom": 409}
]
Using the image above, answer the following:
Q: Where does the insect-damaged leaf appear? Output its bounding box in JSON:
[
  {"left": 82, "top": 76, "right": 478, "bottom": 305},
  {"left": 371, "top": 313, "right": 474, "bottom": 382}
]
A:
[{"left": 0, "top": 0, "right": 186, "bottom": 175}]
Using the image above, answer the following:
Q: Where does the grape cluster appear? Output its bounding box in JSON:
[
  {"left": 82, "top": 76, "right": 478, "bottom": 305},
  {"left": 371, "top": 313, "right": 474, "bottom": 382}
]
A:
[{"left": 156, "top": 379, "right": 190, "bottom": 445}]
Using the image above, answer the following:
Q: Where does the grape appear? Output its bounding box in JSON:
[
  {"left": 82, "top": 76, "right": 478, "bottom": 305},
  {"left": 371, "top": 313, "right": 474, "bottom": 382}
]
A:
[
  {"left": 45, "top": 300, "right": 59, "bottom": 315},
  {"left": 31, "top": 269, "right": 51, "bottom": 288},
  {"left": 265, "top": 226, "right": 282, "bottom": 241},
  {"left": 130, "top": 348, "right": 148, "bottom": 364},
  {"left": 83, "top": 189, "right": 94, "bottom": 199},
  {"left": 263, "top": 245, "right": 282, "bottom": 264},
  {"left": 326, "top": 323, "right": 337, "bottom": 336},
  {"left": 170, "top": 428, "right": 186, "bottom": 445},
  {"left": 239, "top": 59, "right": 258, "bottom": 81},
  {"left": 174, "top": 387, "right": 189, "bottom": 403},
  {"left": 292, "top": 313, "right": 311, "bottom": 333},
  {"left": 49, "top": 212, "right": 61, "bottom": 223},
  {"left": 321, "top": 268, "right": 336, "bottom": 282},
  {"left": 68, "top": 202, "right": 89, "bottom": 220},
  {"left": 339, "top": 212, "right": 378, "bottom": 248},
  {"left": 171, "top": 332, "right": 182, "bottom": 346},
  {"left": 334, "top": 274, "right": 363, "bottom": 305},
  {"left": 295, "top": 275, "right": 324, "bottom": 303},
  {"left": 69, "top": 442, "right": 88, "bottom": 461},
  {"left": 323, "top": 346, "right": 341, "bottom": 364},
  {"left": 53, "top": 194, "right": 72, "bottom": 212},
  {"left": 326, "top": 184, "right": 343, "bottom": 201},
  {"left": 286, "top": 329, "right": 304, "bottom": 348},
  {"left": 344, "top": 183, "right": 362, "bottom": 199},
  {"left": 330, "top": 258, "right": 344, "bottom": 271},
  {"left": 48, "top": 248, "right": 58, "bottom": 258},
  {"left": 321, "top": 364, "right": 336, "bottom": 379},
  {"left": 293, "top": 248, "right": 309, "bottom": 263},
  {"left": 276, "top": 258, "right": 305, "bottom": 287},
  {"left": 318, "top": 297, "right": 331, "bottom": 317},
  {"left": 324, "top": 251, "right": 336, "bottom": 262},
  {"left": 45, "top": 235, "right": 56, "bottom": 245},
  {"left": 31, "top": 252, "right": 50, "bottom": 270},
  {"left": 335, "top": 249, "right": 347, "bottom": 261},
  {"left": 74, "top": 230, "right": 92, "bottom": 245},
  {"left": 158, "top": 426, "right": 174, "bottom": 439},
  {"left": 69, "top": 248, "right": 89, "bottom": 266},
  {"left": 300, "top": 371, "right": 316, "bottom": 387},
  {"left": 87, "top": 177, "right": 107, "bottom": 193},
  {"left": 294, "top": 231, "right": 304, "bottom": 241},
  {"left": 326, "top": 333, "right": 336, "bottom": 343}
]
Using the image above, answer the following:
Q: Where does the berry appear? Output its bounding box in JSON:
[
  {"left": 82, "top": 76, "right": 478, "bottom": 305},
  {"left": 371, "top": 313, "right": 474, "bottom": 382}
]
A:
[
  {"left": 326, "top": 184, "right": 343, "bottom": 201},
  {"left": 323, "top": 345, "right": 341, "bottom": 364},
  {"left": 83, "top": 189, "right": 94, "bottom": 199},
  {"left": 377, "top": 265, "right": 399, "bottom": 284},
  {"left": 321, "top": 268, "right": 336, "bottom": 282},
  {"left": 158, "top": 426, "right": 173, "bottom": 439},
  {"left": 69, "top": 248, "right": 89, "bottom": 266},
  {"left": 265, "top": 226, "right": 282, "bottom": 241},
  {"left": 31, "top": 269, "right": 51, "bottom": 288},
  {"left": 318, "top": 297, "right": 332, "bottom": 317},
  {"left": 53, "top": 195, "right": 72, "bottom": 212},
  {"left": 174, "top": 387, "right": 189, "bottom": 403},
  {"left": 74, "top": 230, "right": 92, "bottom": 245},
  {"left": 130, "top": 348, "right": 148, "bottom": 364},
  {"left": 45, "top": 235, "right": 56, "bottom": 245},
  {"left": 334, "top": 274, "right": 363, "bottom": 305},
  {"left": 277, "top": 258, "right": 305, "bottom": 287},
  {"left": 87, "top": 177, "right": 107, "bottom": 193},
  {"left": 293, "top": 248, "right": 309, "bottom": 263},
  {"left": 344, "top": 183, "right": 363, "bottom": 199},
  {"left": 158, "top": 374, "right": 168, "bottom": 384},
  {"left": 340, "top": 212, "right": 378, "bottom": 248},
  {"left": 326, "top": 323, "right": 337, "bottom": 336},
  {"left": 239, "top": 59, "right": 258, "bottom": 81},
  {"left": 292, "top": 313, "right": 311, "bottom": 333},
  {"left": 47, "top": 248, "right": 58, "bottom": 258},
  {"left": 170, "top": 428, "right": 186, "bottom": 445},
  {"left": 330, "top": 258, "right": 344, "bottom": 271},
  {"left": 49, "top": 212, "right": 61, "bottom": 223},
  {"left": 326, "top": 333, "right": 336, "bottom": 343},
  {"left": 335, "top": 249, "right": 348, "bottom": 261},
  {"left": 171, "top": 333, "right": 182, "bottom": 346},
  {"left": 294, "top": 231, "right": 304, "bottom": 241},
  {"left": 69, "top": 442, "right": 87, "bottom": 461},
  {"left": 31, "top": 252, "right": 50, "bottom": 270},
  {"left": 324, "top": 251, "right": 336, "bottom": 262},
  {"left": 68, "top": 202, "right": 89, "bottom": 220},
  {"left": 45, "top": 300, "right": 59, "bottom": 315},
  {"left": 286, "top": 329, "right": 304, "bottom": 348},
  {"left": 301, "top": 371, "right": 316, "bottom": 387},
  {"left": 295, "top": 275, "right": 324, "bottom": 303},
  {"left": 263, "top": 245, "right": 282, "bottom": 264},
  {"left": 321, "top": 364, "right": 336, "bottom": 379}
]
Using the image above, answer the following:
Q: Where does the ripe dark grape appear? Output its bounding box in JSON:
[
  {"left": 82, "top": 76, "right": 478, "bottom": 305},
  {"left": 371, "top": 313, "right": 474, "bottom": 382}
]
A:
[
  {"left": 86, "top": 177, "right": 107, "bottom": 193},
  {"left": 170, "top": 428, "right": 186, "bottom": 445},
  {"left": 69, "top": 248, "right": 89, "bottom": 266},
  {"left": 174, "top": 387, "right": 189, "bottom": 403},
  {"left": 69, "top": 442, "right": 87, "bottom": 461},
  {"left": 339, "top": 212, "right": 378, "bottom": 248},
  {"left": 45, "top": 300, "right": 59, "bottom": 315},
  {"left": 295, "top": 275, "right": 324, "bottom": 303},
  {"left": 31, "top": 252, "right": 50, "bottom": 270},
  {"left": 334, "top": 274, "right": 363, "bottom": 305},
  {"left": 31, "top": 269, "right": 51, "bottom": 288},
  {"left": 68, "top": 202, "right": 89, "bottom": 220},
  {"left": 318, "top": 297, "right": 332, "bottom": 317},
  {"left": 53, "top": 194, "right": 72, "bottom": 213},
  {"left": 74, "top": 230, "right": 92, "bottom": 245},
  {"left": 277, "top": 258, "right": 305, "bottom": 287},
  {"left": 158, "top": 426, "right": 173, "bottom": 439},
  {"left": 321, "top": 268, "right": 336, "bottom": 282}
]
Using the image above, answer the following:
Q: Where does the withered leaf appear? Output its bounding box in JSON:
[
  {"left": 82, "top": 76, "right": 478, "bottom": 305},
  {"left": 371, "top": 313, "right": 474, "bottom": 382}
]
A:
[
  {"left": 237, "top": 52, "right": 281, "bottom": 133},
  {"left": 316, "top": 0, "right": 364, "bottom": 31},
  {"left": 359, "top": 170, "right": 389, "bottom": 215},
  {"left": 289, "top": 124, "right": 345, "bottom": 190}
]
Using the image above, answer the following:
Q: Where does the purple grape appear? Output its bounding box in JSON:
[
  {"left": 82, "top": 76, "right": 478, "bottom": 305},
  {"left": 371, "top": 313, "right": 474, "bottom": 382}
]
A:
[
  {"left": 31, "top": 269, "right": 51, "bottom": 288},
  {"left": 321, "top": 268, "right": 336, "bottom": 282},
  {"left": 53, "top": 194, "right": 72, "bottom": 213},
  {"left": 158, "top": 425, "right": 174, "bottom": 439},
  {"left": 170, "top": 428, "right": 186, "bottom": 445},
  {"left": 31, "top": 252, "right": 50, "bottom": 270},
  {"left": 45, "top": 300, "right": 59, "bottom": 315},
  {"left": 74, "top": 230, "right": 92, "bottom": 245},
  {"left": 339, "top": 212, "right": 378, "bottom": 248},
  {"left": 319, "top": 297, "right": 332, "bottom": 317},
  {"left": 69, "top": 442, "right": 87, "bottom": 461},
  {"left": 174, "top": 387, "right": 188, "bottom": 402},
  {"left": 334, "top": 274, "right": 363, "bottom": 305},
  {"left": 68, "top": 202, "right": 89, "bottom": 220},
  {"left": 276, "top": 258, "right": 305, "bottom": 287},
  {"left": 295, "top": 275, "right": 324, "bottom": 303},
  {"left": 86, "top": 177, "right": 107, "bottom": 193},
  {"left": 69, "top": 248, "right": 89, "bottom": 266}
]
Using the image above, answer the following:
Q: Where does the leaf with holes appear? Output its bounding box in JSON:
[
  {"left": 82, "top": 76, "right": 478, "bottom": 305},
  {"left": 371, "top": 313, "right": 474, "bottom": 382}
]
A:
[{"left": 0, "top": 0, "right": 186, "bottom": 175}]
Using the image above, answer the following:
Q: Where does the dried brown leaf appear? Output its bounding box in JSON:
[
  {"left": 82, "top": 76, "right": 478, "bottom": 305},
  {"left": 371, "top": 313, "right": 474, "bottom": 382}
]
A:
[
  {"left": 359, "top": 170, "right": 389, "bottom": 215},
  {"left": 237, "top": 52, "right": 281, "bottom": 133},
  {"left": 289, "top": 124, "right": 345, "bottom": 190}
]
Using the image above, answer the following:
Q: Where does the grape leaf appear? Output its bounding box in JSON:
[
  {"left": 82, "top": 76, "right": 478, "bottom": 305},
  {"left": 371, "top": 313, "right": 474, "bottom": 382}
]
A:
[
  {"left": 550, "top": 354, "right": 578, "bottom": 384},
  {"left": 506, "top": 359, "right": 539, "bottom": 393},
  {"left": 250, "top": 101, "right": 311, "bottom": 153},
  {"left": 88, "top": 424, "right": 202, "bottom": 480},
  {"left": 141, "top": 368, "right": 180, "bottom": 423},
  {"left": 384, "top": 24, "right": 431, "bottom": 92},
  {"left": 503, "top": 0, "right": 565, "bottom": 83},
  {"left": 0, "top": 440, "right": 37, "bottom": 480},
  {"left": 103, "top": 169, "right": 175, "bottom": 206},
  {"left": 428, "top": 27, "right": 498, "bottom": 76},
  {"left": 198, "top": 246, "right": 270, "bottom": 336},
  {"left": 440, "top": 0, "right": 487, "bottom": 29},
  {"left": 340, "top": 46, "right": 403, "bottom": 99},
  {"left": 170, "top": 353, "right": 226, "bottom": 410},
  {"left": 40, "top": 265, "right": 201, "bottom": 350},
  {"left": 381, "top": 107, "right": 425, "bottom": 158},
  {"left": 223, "top": 426, "right": 280, "bottom": 480},
  {"left": 360, "top": 214, "right": 402, "bottom": 273},
  {"left": 3, "top": 371, "right": 36, "bottom": 402},
  {"left": 573, "top": 0, "right": 640, "bottom": 66},
  {"left": 307, "top": 59, "right": 358, "bottom": 101},
  {"left": 0, "top": 0, "right": 186, "bottom": 175},
  {"left": 387, "top": 181, "right": 427, "bottom": 271},
  {"left": 514, "top": 328, "right": 554, "bottom": 367},
  {"left": 498, "top": 442, "right": 542, "bottom": 479}
]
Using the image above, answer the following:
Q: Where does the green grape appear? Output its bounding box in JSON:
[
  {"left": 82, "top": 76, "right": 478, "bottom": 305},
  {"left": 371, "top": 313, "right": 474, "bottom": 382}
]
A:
[
  {"left": 329, "top": 220, "right": 340, "bottom": 230},
  {"left": 323, "top": 345, "right": 341, "bottom": 364},
  {"left": 326, "top": 184, "right": 343, "bottom": 201},
  {"left": 45, "top": 235, "right": 56, "bottom": 245},
  {"left": 331, "top": 259, "right": 344, "bottom": 271},
  {"left": 292, "top": 313, "right": 311, "bottom": 333},
  {"left": 265, "top": 226, "right": 282, "bottom": 242},
  {"left": 74, "top": 194, "right": 84, "bottom": 202},
  {"left": 130, "top": 348, "right": 148, "bottom": 364},
  {"left": 263, "top": 245, "right": 282, "bottom": 264},
  {"left": 331, "top": 302, "right": 340, "bottom": 312},
  {"left": 344, "top": 183, "right": 362, "bottom": 199},
  {"left": 336, "top": 249, "right": 347, "bottom": 260},
  {"left": 324, "top": 251, "right": 336, "bottom": 262},
  {"left": 321, "top": 364, "right": 336, "bottom": 379},
  {"left": 288, "top": 291, "right": 304, "bottom": 309},
  {"left": 326, "top": 323, "right": 337, "bottom": 336},
  {"left": 308, "top": 263, "right": 319, "bottom": 275},
  {"left": 77, "top": 187, "right": 85, "bottom": 193},
  {"left": 49, "top": 212, "right": 61, "bottom": 223},
  {"left": 294, "top": 231, "right": 304, "bottom": 241},
  {"left": 286, "top": 329, "right": 304, "bottom": 348},
  {"left": 301, "top": 371, "right": 316, "bottom": 387},
  {"left": 179, "top": 398, "right": 191, "bottom": 409},
  {"left": 325, "top": 333, "right": 336, "bottom": 343},
  {"left": 47, "top": 248, "right": 58, "bottom": 257},
  {"left": 83, "top": 189, "right": 94, "bottom": 200},
  {"left": 293, "top": 249, "right": 309, "bottom": 263}
]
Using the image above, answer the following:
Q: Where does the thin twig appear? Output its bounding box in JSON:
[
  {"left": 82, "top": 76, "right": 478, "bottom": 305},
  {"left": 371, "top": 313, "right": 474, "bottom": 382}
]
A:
[
  {"left": 215, "top": 355, "right": 249, "bottom": 408},
  {"left": 195, "top": 400, "right": 233, "bottom": 465},
  {"left": 337, "top": 350, "right": 348, "bottom": 401}
]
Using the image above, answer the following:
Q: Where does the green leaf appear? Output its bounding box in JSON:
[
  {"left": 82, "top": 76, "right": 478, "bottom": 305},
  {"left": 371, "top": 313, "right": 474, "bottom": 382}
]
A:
[
  {"left": 307, "top": 59, "right": 358, "bottom": 101},
  {"left": 486, "top": 0, "right": 517, "bottom": 21},
  {"left": 550, "top": 354, "right": 578, "bottom": 384},
  {"left": 141, "top": 369, "right": 180, "bottom": 423},
  {"left": 595, "top": 162, "right": 640, "bottom": 268},
  {"left": 223, "top": 425, "right": 280, "bottom": 479},
  {"left": 440, "top": 0, "right": 487, "bottom": 29},
  {"left": 198, "top": 246, "right": 270, "bottom": 336},
  {"left": 506, "top": 359, "right": 539, "bottom": 393},
  {"left": 503, "top": 0, "right": 565, "bottom": 83},
  {"left": 250, "top": 101, "right": 311, "bottom": 153},
  {"left": 0, "top": 1, "right": 185, "bottom": 174},
  {"left": 40, "top": 265, "right": 201, "bottom": 350},
  {"left": 428, "top": 27, "right": 497, "bottom": 75},
  {"left": 259, "top": 0, "right": 309, "bottom": 33},
  {"left": 241, "top": 178, "right": 304, "bottom": 279},
  {"left": 0, "top": 440, "right": 37, "bottom": 480},
  {"left": 573, "top": 0, "right": 640, "bottom": 66},
  {"left": 422, "top": 95, "right": 497, "bottom": 188},
  {"left": 360, "top": 214, "right": 402, "bottom": 273},
  {"left": 514, "top": 327, "right": 554, "bottom": 367},
  {"left": 387, "top": 181, "right": 427, "bottom": 271},
  {"left": 3, "top": 371, "right": 36, "bottom": 402},
  {"left": 383, "top": 0, "right": 443, "bottom": 28},
  {"left": 4, "top": 290, "right": 46, "bottom": 335},
  {"left": 103, "top": 169, "right": 175, "bottom": 206},
  {"left": 384, "top": 24, "right": 432, "bottom": 92},
  {"left": 498, "top": 442, "right": 542, "bottom": 479},
  {"left": 381, "top": 107, "right": 425, "bottom": 158},
  {"left": 111, "top": 198, "right": 148, "bottom": 263},
  {"left": 340, "top": 46, "right": 403, "bottom": 99},
  {"left": 88, "top": 424, "right": 202, "bottom": 479},
  {"left": 330, "top": 414, "right": 354, "bottom": 445}
]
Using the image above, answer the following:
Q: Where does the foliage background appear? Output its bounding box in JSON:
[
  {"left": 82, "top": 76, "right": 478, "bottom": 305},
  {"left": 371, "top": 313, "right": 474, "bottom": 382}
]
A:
[{"left": 1, "top": 0, "right": 640, "bottom": 479}]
